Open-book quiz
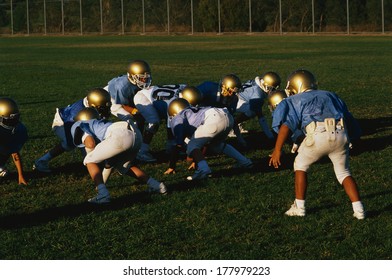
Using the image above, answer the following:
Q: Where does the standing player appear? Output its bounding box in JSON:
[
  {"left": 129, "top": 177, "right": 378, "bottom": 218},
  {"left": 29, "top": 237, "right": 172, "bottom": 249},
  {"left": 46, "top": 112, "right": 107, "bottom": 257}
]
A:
[
  {"left": 33, "top": 88, "right": 112, "bottom": 172},
  {"left": 0, "top": 98, "right": 28, "bottom": 185},
  {"left": 269, "top": 69, "right": 365, "bottom": 219},
  {"left": 165, "top": 98, "right": 253, "bottom": 180},
  {"left": 71, "top": 108, "right": 167, "bottom": 204}
]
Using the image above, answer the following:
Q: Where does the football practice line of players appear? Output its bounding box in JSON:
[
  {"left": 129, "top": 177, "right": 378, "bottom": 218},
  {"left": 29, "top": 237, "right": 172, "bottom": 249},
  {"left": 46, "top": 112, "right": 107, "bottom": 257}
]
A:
[{"left": 0, "top": 60, "right": 365, "bottom": 219}]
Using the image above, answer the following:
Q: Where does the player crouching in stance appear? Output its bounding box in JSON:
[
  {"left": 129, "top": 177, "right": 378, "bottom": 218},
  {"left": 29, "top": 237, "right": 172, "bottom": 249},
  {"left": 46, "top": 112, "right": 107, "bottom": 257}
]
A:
[
  {"left": 269, "top": 69, "right": 365, "bottom": 220},
  {"left": 71, "top": 108, "right": 167, "bottom": 204},
  {"left": 165, "top": 98, "right": 253, "bottom": 181},
  {"left": 0, "top": 98, "right": 28, "bottom": 185},
  {"left": 33, "top": 88, "right": 112, "bottom": 173}
]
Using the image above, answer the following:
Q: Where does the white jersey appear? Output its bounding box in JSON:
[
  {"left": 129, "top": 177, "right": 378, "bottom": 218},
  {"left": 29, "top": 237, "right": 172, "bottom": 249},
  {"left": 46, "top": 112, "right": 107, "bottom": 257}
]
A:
[{"left": 134, "top": 84, "right": 187, "bottom": 128}]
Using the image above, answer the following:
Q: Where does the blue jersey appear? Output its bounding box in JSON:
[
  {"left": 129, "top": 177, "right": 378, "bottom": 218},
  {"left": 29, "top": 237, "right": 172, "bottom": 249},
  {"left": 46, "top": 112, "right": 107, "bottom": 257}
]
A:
[
  {"left": 197, "top": 81, "right": 238, "bottom": 115},
  {"left": 71, "top": 119, "right": 112, "bottom": 148},
  {"left": 58, "top": 99, "right": 86, "bottom": 123},
  {"left": 272, "top": 89, "right": 361, "bottom": 140},
  {"left": 239, "top": 79, "right": 267, "bottom": 115},
  {"left": 107, "top": 75, "right": 140, "bottom": 107},
  {"left": 0, "top": 123, "right": 28, "bottom": 155},
  {"left": 170, "top": 106, "right": 211, "bottom": 145}
]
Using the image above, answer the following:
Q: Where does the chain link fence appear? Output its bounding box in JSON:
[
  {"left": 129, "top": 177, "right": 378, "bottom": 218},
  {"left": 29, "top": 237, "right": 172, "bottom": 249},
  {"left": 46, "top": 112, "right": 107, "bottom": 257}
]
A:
[{"left": 0, "top": 0, "right": 391, "bottom": 36}]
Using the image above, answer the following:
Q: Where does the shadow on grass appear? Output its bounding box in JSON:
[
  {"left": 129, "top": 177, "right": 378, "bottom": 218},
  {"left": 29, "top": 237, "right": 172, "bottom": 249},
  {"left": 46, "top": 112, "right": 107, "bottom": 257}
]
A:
[
  {"left": 25, "top": 162, "right": 88, "bottom": 181},
  {"left": 0, "top": 191, "right": 155, "bottom": 230},
  {"left": 226, "top": 116, "right": 392, "bottom": 156}
]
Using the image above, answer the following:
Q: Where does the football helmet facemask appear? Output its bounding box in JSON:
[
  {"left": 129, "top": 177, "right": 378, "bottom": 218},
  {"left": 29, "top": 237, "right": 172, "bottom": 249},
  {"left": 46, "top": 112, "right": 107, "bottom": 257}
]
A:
[
  {"left": 127, "top": 60, "right": 152, "bottom": 90},
  {"left": 285, "top": 69, "right": 318, "bottom": 96},
  {"left": 219, "top": 74, "right": 241, "bottom": 97},
  {"left": 168, "top": 98, "right": 190, "bottom": 117},
  {"left": 0, "top": 97, "right": 20, "bottom": 130},
  {"left": 87, "top": 88, "right": 112, "bottom": 119},
  {"left": 268, "top": 90, "right": 287, "bottom": 112},
  {"left": 258, "top": 71, "right": 281, "bottom": 93},
  {"left": 179, "top": 86, "right": 203, "bottom": 107},
  {"left": 74, "top": 107, "right": 101, "bottom": 122}
]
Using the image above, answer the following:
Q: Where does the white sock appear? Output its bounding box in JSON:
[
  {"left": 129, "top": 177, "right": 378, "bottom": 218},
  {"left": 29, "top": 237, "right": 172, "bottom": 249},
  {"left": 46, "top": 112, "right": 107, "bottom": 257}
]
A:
[
  {"left": 352, "top": 201, "right": 364, "bottom": 212},
  {"left": 102, "top": 167, "right": 113, "bottom": 184},
  {"left": 295, "top": 199, "right": 305, "bottom": 209}
]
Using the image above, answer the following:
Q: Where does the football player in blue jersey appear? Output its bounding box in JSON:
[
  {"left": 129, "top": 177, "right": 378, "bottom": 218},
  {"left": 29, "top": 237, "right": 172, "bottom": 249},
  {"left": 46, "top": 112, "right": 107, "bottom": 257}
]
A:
[
  {"left": 0, "top": 98, "right": 28, "bottom": 185},
  {"left": 268, "top": 89, "right": 304, "bottom": 153},
  {"left": 269, "top": 69, "right": 365, "bottom": 219},
  {"left": 164, "top": 98, "right": 253, "bottom": 181},
  {"left": 71, "top": 108, "right": 166, "bottom": 204},
  {"left": 197, "top": 73, "right": 241, "bottom": 116},
  {"left": 230, "top": 71, "right": 281, "bottom": 144},
  {"left": 33, "top": 88, "right": 112, "bottom": 173},
  {"left": 104, "top": 59, "right": 151, "bottom": 122},
  {"left": 133, "top": 84, "right": 187, "bottom": 162}
]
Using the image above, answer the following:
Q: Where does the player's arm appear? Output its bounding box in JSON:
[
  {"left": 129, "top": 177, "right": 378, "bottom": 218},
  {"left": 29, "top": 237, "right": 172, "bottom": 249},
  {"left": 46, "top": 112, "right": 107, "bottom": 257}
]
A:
[
  {"left": 122, "top": 104, "right": 138, "bottom": 115},
  {"left": 164, "top": 144, "right": 183, "bottom": 175},
  {"left": 269, "top": 124, "right": 291, "bottom": 169},
  {"left": 11, "top": 152, "right": 27, "bottom": 185},
  {"left": 164, "top": 124, "right": 185, "bottom": 174}
]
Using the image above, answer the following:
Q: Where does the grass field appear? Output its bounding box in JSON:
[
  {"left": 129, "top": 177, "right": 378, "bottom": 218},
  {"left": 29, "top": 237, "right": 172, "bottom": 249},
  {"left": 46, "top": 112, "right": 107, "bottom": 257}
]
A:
[{"left": 0, "top": 35, "right": 391, "bottom": 260}]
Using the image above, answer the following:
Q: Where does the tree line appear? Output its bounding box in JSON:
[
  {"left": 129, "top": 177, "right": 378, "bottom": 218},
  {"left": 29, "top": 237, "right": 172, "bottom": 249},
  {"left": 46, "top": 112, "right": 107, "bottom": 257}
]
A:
[{"left": 0, "top": 0, "right": 390, "bottom": 34}]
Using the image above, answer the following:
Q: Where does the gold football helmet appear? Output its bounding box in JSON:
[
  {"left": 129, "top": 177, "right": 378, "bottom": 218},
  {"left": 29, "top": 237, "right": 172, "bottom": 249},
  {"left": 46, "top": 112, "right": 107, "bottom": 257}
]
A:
[
  {"left": 259, "top": 71, "right": 281, "bottom": 93},
  {"left": 268, "top": 90, "right": 287, "bottom": 112},
  {"left": 168, "top": 98, "right": 190, "bottom": 117},
  {"left": 219, "top": 74, "right": 241, "bottom": 97},
  {"left": 285, "top": 69, "right": 318, "bottom": 96},
  {"left": 179, "top": 86, "right": 203, "bottom": 106},
  {"left": 127, "top": 60, "right": 152, "bottom": 89},
  {"left": 74, "top": 107, "right": 100, "bottom": 122},
  {"left": 0, "top": 97, "right": 20, "bottom": 130},
  {"left": 87, "top": 88, "right": 112, "bottom": 118}
]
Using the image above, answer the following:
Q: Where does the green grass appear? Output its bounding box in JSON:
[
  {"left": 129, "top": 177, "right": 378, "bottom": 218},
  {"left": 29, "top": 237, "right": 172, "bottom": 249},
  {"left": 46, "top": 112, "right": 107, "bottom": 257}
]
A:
[{"left": 0, "top": 35, "right": 391, "bottom": 260}]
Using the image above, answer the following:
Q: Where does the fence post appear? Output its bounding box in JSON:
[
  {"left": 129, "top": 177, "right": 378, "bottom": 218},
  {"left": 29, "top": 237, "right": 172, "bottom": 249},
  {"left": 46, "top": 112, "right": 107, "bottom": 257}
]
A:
[
  {"left": 167, "top": 0, "right": 170, "bottom": 34},
  {"left": 218, "top": 0, "right": 221, "bottom": 34},
  {"left": 191, "top": 0, "right": 194, "bottom": 34},
  {"left": 142, "top": 0, "right": 145, "bottom": 34},
  {"left": 80, "top": 0, "right": 82, "bottom": 35},
  {"left": 26, "top": 0, "right": 29, "bottom": 35},
  {"left": 248, "top": 0, "right": 252, "bottom": 33},
  {"left": 381, "top": 0, "right": 384, "bottom": 34},
  {"left": 312, "top": 0, "right": 315, "bottom": 34},
  {"left": 61, "top": 0, "right": 64, "bottom": 34},
  {"left": 121, "top": 0, "right": 124, "bottom": 34},
  {"left": 44, "top": 0, "right": 47, "bottom": 35},
  {"left": 279, "top": 0, "right": 282, "bottom": 34},
  {"left": 346, "top": 0, "right": 350, "bottom": 34}
]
